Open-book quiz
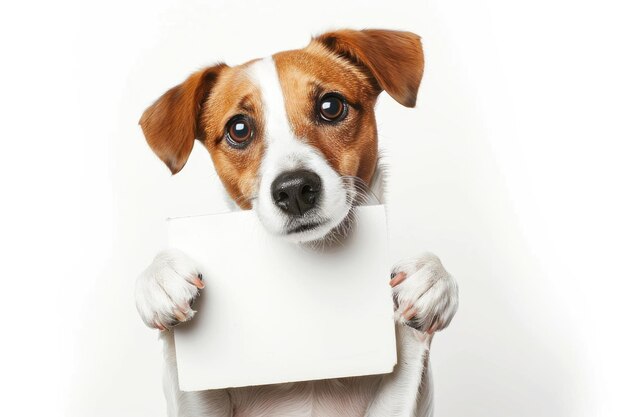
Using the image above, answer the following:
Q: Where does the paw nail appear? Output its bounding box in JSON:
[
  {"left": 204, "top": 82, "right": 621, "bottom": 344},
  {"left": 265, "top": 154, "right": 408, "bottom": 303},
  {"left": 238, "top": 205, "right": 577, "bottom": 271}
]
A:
[
  {"left": 192, "top": 276, "right": 205, "bottom": 289},
  {"left": 198, "top": 273, "right": 203, "bottom": 281},
  {"left": 427, "top": 322, "right": 438, "bottom": 334},
  {"left": 390, "top": 272, "right": 407, "bottom": 287},
  {"left": 174, "top": 309, "right": 186, "bottom": 322},
  {"left": 402, "top": 306, "right": 418, "bottom": 320}
]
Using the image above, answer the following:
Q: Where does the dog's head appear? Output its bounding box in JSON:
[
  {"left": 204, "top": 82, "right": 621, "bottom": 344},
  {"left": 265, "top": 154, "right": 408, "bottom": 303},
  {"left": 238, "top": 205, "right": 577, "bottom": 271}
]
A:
[{"left": 140, "top": 29, "right": 424, "bottom": 243}]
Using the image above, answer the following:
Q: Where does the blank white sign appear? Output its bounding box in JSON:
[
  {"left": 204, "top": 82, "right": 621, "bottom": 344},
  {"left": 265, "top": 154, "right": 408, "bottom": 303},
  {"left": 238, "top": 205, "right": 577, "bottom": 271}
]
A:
[{"left": 168, "top": 205, "right": 396, "bottom": 391}]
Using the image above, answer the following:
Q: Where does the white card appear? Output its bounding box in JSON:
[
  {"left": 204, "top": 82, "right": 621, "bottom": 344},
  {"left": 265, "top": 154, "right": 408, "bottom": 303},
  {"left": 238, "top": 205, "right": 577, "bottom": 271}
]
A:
[{"left": 168, "top": 205, "right": 396, "bottom": 391}]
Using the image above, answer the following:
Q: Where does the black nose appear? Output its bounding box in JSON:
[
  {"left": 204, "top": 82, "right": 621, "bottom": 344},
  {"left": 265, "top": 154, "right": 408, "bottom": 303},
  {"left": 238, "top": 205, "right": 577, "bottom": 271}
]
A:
[{"left": 271, "top": 170, "right": 322, "bottom": 216}]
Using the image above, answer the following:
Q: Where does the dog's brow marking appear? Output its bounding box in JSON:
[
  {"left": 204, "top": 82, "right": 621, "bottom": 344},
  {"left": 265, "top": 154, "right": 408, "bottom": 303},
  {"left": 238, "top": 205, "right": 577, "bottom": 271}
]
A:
[
  {"left": 246, "top": 57, "right": 293, "bottom": 146},
  {"left": 237, "top": 94, "right": 254, "bottom": 113}
]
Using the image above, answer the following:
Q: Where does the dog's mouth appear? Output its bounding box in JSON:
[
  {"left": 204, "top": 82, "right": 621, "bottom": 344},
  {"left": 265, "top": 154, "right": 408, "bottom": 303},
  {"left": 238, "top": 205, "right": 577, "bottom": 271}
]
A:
[{"left": 286, "top": 220, "right": 328, "bottom": 235}]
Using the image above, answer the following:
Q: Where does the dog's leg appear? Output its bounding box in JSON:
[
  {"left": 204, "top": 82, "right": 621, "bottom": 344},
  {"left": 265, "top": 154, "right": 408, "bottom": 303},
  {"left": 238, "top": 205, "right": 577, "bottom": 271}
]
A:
[
  {"left": 413, "top": 363, "right": 434, "bottom": 417},
  {"left": 161, "top": 332, "right": 232, "bottom": 417},
  {"left": 365, "top": 325, "right": 432, "bottom": 417},
  {"left": 136, "top": 249, "right": 233, "bottom": 416},
  {"left": 366, "top": 253, "right": 458, "bottom": 417}
]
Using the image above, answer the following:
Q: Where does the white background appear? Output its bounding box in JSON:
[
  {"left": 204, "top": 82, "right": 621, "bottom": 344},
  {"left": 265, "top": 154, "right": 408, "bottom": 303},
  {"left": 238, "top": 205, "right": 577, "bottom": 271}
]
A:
[{"left": 1, "top": 1, "right": 625, "bottom": 416}]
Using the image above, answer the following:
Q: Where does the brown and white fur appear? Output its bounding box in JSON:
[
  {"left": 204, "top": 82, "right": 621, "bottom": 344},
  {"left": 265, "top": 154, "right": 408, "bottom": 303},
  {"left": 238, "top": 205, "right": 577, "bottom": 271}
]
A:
[{"left": 135, "top": 29, "right": 458, "bottom": 417}]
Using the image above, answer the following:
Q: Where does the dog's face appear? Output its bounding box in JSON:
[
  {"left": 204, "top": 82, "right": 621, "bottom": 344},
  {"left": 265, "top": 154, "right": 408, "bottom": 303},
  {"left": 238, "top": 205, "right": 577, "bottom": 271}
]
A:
[{"left": 140, "top": 29, "right": 424, "bottom": 242}]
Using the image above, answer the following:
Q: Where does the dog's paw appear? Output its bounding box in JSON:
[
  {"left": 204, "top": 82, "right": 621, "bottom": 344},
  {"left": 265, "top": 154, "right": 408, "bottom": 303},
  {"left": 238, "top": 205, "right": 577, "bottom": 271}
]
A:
[
  {"left": 390, "top": 253, "right": 458, "bottom": 333},
  {"left": 135, "top": 248, "right": 204, "bottom": 330}
]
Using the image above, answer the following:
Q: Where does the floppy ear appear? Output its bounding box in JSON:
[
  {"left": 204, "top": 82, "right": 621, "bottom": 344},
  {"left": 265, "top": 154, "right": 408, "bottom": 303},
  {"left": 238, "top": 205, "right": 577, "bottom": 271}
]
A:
[
  {"left": 314, "top": 29, "right": 424, "bottom": 107},
  {"left": 139, "top": 64, "right": 227, "bottom": 174}
]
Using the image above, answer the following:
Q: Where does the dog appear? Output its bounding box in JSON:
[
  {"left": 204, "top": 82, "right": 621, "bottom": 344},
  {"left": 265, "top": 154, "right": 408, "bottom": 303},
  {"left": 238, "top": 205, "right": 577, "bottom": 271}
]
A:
[{"left": 135, "top": 29, "right": 459, "bottom": 417}]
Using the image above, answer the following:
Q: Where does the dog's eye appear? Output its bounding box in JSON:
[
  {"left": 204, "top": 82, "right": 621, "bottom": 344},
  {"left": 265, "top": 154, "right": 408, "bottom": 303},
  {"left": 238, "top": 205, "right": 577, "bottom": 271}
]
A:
[
  {"left": 225, "top": 115, "right": 254, "bottom": 147},
  {"left": 318, "top": 93, "right": 347, "bottom": 122}
]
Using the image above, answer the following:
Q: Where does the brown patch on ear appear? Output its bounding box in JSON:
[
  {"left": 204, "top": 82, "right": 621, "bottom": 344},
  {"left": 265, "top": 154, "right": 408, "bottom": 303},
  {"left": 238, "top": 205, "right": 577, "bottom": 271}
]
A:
[
  {"left": 313, "top": 29, "right": 424, "bottom": 107},
  {"left": 139, "top": 64, "right": 227, "bottom": 174}
]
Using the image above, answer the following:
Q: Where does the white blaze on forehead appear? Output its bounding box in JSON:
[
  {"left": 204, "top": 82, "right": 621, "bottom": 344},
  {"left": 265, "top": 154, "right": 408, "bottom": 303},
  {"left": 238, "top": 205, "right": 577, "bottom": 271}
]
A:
[
  {"left": 245, "top": 57, "right": 310, "bottom": 172},
  {"left": 245, "top": 57, "right": 293, "bottom": 145}
]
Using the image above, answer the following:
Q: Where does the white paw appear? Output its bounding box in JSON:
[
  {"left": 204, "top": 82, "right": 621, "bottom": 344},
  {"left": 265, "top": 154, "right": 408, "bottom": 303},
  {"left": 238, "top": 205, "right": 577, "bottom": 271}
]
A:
[
  {"left": 390, "top": 253, "right": 458, "bottom": 333},
  {"left": 135, "top": 248, "right": 204, "bottom": 330}
]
